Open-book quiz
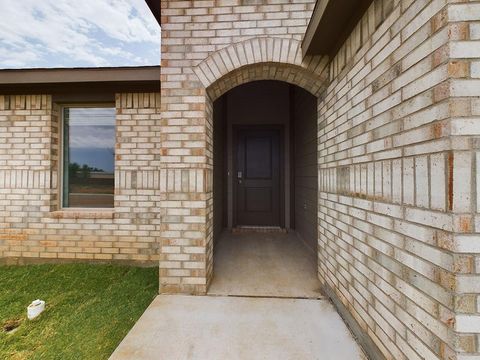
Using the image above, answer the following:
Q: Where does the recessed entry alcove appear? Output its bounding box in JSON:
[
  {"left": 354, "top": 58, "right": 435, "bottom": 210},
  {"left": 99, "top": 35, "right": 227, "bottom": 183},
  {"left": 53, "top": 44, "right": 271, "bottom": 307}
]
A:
[{"left": 209, "top": 80, "right": 320, "bottom": 298}]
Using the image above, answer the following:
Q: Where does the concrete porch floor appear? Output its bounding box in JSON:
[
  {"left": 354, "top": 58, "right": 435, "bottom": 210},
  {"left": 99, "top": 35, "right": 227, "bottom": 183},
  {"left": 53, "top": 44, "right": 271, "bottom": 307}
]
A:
[
  {"left": 110, "top": 295, "right": 366, "bottom": 360},
  {"left": 208, "top": 231, "right": 322, "bottom": 298}
]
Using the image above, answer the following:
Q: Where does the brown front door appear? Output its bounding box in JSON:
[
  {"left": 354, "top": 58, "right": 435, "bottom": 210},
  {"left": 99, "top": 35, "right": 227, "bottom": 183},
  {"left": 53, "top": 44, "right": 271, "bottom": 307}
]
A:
[{"left": 235, "top": 127, "right": 282, "bottom": 227}]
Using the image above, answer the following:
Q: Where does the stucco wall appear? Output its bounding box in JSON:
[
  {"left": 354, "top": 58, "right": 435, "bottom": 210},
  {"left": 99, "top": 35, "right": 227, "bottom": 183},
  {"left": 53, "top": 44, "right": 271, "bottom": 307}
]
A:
[{"left": 0, "top": 93, "right": 161, "bottom": 264}]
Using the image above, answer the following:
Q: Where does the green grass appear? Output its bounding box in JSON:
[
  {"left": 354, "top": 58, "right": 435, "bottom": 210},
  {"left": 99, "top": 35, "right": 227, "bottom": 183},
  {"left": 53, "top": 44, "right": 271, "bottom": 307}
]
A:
[{"left": 0, "top": 264, "right": 158, "bottom": 360}]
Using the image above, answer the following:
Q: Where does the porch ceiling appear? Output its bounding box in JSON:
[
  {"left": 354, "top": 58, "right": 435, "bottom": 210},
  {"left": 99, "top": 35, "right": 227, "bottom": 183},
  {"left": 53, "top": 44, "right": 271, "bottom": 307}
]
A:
[{"left": 302, "top": 0, "right": 374, "bottom": 57}]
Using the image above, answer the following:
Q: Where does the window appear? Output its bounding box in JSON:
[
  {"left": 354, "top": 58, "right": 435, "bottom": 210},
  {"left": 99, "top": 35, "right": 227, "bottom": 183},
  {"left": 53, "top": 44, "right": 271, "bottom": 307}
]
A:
[{"left": 62, "top": 107, "right": 115, "bottom": 208}]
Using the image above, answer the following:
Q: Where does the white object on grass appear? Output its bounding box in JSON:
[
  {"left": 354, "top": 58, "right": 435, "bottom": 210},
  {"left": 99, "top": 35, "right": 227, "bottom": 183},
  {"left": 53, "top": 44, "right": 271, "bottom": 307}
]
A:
[{"left": 27, "top": 299, "right": 45, "bottom": 320}]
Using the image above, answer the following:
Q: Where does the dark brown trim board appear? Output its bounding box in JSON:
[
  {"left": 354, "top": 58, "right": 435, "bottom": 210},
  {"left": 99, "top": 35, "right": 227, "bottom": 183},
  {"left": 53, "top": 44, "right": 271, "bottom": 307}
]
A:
[
  {"left": 145, "top": 0, "right": 161, "bottom": 25},
  {"left": 0, "top": 66, "right": 160, "bottom": 95}
]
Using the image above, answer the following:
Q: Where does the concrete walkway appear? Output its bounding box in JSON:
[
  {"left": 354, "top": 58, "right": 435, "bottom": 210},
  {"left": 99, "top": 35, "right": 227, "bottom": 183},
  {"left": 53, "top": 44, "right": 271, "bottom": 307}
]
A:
[
  {"left": 208, "top": 231, "right": 322, "bottom": 299},
  {"left": 110, "top": 295, "right": 366, "bottom": 360},
  {"left": 111, "top": 232, "right": 365, "bottom": 359}
]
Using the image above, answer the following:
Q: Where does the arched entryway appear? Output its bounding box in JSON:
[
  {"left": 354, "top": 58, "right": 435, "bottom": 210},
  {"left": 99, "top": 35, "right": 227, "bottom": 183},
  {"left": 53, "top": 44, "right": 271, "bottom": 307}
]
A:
[
  {"left": 158, "top": 37, "right": 329, "bottom": 295},
  {"left": 194, "top": 37, "right": 328, "bottom": 294},
  {"left": 208, "top": 79, "right": 321, "bottom": 298},
  {"left": 193, "top": 39, "right": 329, "bottom": 295}
]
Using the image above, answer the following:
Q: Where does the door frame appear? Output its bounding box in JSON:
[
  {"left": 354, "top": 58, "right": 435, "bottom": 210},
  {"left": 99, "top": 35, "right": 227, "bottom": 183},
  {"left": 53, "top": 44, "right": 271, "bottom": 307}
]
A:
[{"left": 232, "top": 124, "right": 285, "bottom": 228}]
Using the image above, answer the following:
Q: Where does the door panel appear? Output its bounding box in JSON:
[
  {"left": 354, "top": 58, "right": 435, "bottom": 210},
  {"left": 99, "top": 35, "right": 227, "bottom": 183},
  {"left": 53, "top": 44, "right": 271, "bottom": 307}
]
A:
[
  {"left": 236, "top": 128, "right": 281, "bottom": 226},
  {"left": 245, "top": 137, "right": 272, "bottom": 178},
  {"left": 245, "top": 188, "right": 272, "bottom": 212}
]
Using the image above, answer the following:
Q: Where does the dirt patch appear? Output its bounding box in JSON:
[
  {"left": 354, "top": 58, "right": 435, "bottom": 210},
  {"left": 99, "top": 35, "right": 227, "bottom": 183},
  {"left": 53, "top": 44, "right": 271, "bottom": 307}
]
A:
[{"left": 2, "top": 319, "right": 22, "bottom": 333}]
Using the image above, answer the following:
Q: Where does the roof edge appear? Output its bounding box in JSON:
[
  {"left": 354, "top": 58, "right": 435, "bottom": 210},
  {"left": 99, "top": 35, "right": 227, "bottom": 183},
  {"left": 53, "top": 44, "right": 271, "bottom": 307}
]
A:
[
  {"left": 0, "top": 66, "right": 160, "bottom": 85},
  {"left": 302, "top": 0, "right": 374, "bottom": 57},
  {"left": 145, "top": 0, "right": 161, "bottom": 25}
]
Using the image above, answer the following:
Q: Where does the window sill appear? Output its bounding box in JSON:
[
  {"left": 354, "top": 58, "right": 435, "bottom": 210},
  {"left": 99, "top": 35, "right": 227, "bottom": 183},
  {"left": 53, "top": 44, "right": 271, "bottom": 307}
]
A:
[{"left": 50, "top": 209, "right": 115, "bottom": 220}]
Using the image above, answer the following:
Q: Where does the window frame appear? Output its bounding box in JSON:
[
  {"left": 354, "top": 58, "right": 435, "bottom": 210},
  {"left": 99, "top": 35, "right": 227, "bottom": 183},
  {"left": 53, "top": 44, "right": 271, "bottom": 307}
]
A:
[{"left": 59, "top": 103, "right": 116, "bottom": 210}]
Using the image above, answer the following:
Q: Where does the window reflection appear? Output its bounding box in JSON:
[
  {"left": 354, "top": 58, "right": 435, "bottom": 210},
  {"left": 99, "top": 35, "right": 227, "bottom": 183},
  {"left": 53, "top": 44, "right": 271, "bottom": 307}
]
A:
[{"left": 63, "top": 107, "right": 115, "bottom": 208}]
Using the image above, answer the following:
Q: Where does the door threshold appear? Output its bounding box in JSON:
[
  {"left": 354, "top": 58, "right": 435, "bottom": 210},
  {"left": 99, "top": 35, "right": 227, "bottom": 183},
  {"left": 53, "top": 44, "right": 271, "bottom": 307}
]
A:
[
  {"left": 206, "top": 293, "right": 325, "bottom": 300},
  {"left": 232, "top": 226, "right": 287, "bottom": 233}
]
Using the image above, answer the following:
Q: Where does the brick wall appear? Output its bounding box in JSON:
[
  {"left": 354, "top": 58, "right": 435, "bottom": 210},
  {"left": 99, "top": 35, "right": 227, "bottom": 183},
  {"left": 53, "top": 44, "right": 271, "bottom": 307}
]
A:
[
  {"left": 318, "top": 0, "right": 480, "bottom": 359},
  {"left": 161, "top": 0, "right": 480, "bottom": 357},
  {"left": 160, "top": 0, "right": 324, "bottom": 294},
  {"left": 2, "top": 0, "right": 479, "bottom": 358},
  {"left": 0, "top": 93, "right": 161, "bottom": 264},
  {"left": 447, "top": 2, "right": 480, "bottom": 358}
]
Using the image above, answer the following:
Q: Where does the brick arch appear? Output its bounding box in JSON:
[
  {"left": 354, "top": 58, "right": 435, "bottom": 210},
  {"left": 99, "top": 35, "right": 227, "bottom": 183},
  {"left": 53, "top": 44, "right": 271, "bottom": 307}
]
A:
[
  {"left": 207, "top": 62, "right": 326, "bottom": 101},
  {"left": 193, "top": 37, "right": 328, "bottom": 100}
]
